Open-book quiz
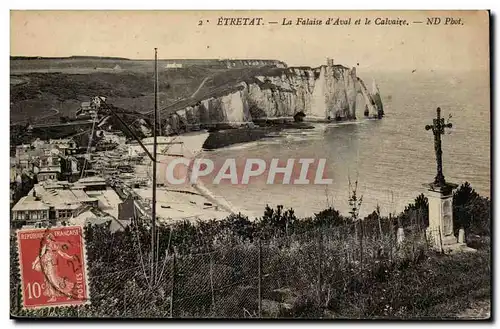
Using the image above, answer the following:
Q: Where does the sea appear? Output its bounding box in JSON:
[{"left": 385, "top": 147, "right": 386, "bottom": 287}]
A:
[{"left": 203, "top": 70, "right": 490, "bottom": 219}]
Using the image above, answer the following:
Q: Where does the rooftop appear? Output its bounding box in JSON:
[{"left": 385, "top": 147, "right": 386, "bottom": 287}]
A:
[
  {"left": 16, "top": 142, "right": 63, "bottom": 158},
  {"left": 86, "top": 189, "right": 121, "bottom": 218},
  {"left": 12, "top": 176, "right": 122, "bottom": 216},
  {"left": 69, "top": 209, "right": 128, "bottom": 233},
  {"left": 77, "top": 176, "right": 107, "bottom": 184},
  {"left": 48, "top": 138, "right": 77, "bottom": 148},
  {"left": 49, "top": 138, "right": 74, "bottom": 143},
  {"left": 133, "top": 187, "right": 231, "bottom": 222},
  {"left": 39, "top": 167, "right": 61, "bottom": 173},
  {"left": 11, "top": 196, "right": 50, "bottom": 211},
  {"left": 32, "top": 185, "right": 84, "bottom": 210},
  {"left": 40, "top": 180, "right": 70, "bottom": 189}
]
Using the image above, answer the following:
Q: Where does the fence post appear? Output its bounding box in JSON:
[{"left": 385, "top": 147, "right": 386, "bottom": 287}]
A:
[
  {"left": 258, "top": 239, "right": 262, "bottom": 318},
  {"left": 359, "top": 221, "right": 364, "bottom": 272},
  {"left": 423, "top": 226, "right": 428, "bottom": 251},
  {"left": 389, "top": 225, "right": 393, "bottom": 263},
  {"left": 317, "top": 229, "right": 323, "bottom": 307},
  {"left": 170, "top": 254, "right": 176, "bottom": 318},
  {"left": 210, "top": 252, "right": 215, "bottom": 314},
  {"left": 354, "top": 220, "right": 358, "bottom": 242},
  {"left": 412, "top": 228, "right": 416, "bottom": 261},
  {"left": 123, "top": 289, "right": 126, "bottom": 317},
  {"left": 377, "top": 213, "right": 383, "bottom": 239}
]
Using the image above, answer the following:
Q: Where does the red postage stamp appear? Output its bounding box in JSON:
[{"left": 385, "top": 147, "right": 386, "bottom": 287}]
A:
[{"left": 17, "top": 225, "right": 90, "bottom": 310}]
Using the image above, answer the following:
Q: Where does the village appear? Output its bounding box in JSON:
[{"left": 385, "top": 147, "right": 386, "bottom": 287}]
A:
[{"left": 9, "top": 96, "right": 235, "bottom": 233}]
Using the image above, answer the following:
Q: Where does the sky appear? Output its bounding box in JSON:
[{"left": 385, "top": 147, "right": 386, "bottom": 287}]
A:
[{"left": 10, "top": 10, "right": 489, "bottom": 71}]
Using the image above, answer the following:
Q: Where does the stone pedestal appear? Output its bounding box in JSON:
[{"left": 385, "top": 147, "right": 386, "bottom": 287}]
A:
[{"left": 424, "top": 182, "right": 474, "bottom": 253}]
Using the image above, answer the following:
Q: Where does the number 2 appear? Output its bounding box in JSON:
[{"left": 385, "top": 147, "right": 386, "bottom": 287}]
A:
[
  {"left": 198, "top": 20, "right": 203, "bottom": 26},
  {"left": 25, "top": 282, "right": 41, "bottom": 299}
]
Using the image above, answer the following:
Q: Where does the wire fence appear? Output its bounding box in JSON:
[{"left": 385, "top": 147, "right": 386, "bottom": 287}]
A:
[{"left": 11, "top": 222, "right": 444, "bottom": 318}]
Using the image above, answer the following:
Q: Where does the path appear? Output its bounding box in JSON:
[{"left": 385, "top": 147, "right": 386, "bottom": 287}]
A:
[
  {"left": 190, "top": 77, "right": 209, "bottom": 99},
  {"left": 132, "top": 76, "right": 211, "bottom": 126},
  {"left": 46, "top": 107, "right": 60, "bottom": 119}
]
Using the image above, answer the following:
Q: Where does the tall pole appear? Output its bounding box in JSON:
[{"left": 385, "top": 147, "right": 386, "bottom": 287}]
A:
[
  {"left": 157, "top": 54, "right": 161, "bottom": 135},
  {"left": 151, "top": 48, "right": 158, "bottom": 285}
]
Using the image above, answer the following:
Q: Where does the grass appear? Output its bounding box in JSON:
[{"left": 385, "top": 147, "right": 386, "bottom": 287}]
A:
[
  {"left": 10, "top": 216, "right": 491, "bottom": 319},
  {"left": 9, "top": 184, "right": 490, "bottom": 319},
  {"left": 351, "top": 250, "right": 489, "bottom": 319},
  {"left": 10, "top": 66, "right": 220, "bottom": 123},
  {"left": 276, "top": 247, "right": 490, "bottom": 319}
]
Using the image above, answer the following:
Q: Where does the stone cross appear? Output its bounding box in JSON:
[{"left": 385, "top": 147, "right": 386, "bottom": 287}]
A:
[
  {"left": 425, "top": 107, "right": 453, "bottom": 186},
  {"left": 422, "top": 107, "right": 476, "bottom": 253}
]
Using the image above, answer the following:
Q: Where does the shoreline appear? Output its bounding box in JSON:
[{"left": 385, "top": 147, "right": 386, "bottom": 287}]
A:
[{"left": 202, "top": 121, "right": 315, "bottom": 150}]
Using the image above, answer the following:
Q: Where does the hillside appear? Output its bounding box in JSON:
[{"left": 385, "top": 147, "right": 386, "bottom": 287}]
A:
[
  {"left": 9, "top": 59, "right": 293, "bottom": 147},
  {"left": 10, "top": 58, "right": 382, "bottom": 149},
  {"left": 10, "top": 67, "right": 215, "bottom": 124},
  {"left": 9, "top": 63, "right": 289, "bottom": 124}
]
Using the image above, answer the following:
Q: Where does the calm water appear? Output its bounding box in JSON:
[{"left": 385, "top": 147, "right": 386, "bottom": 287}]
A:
[{"left": 204, "top": 70, "right": 490, "bottom": 219}]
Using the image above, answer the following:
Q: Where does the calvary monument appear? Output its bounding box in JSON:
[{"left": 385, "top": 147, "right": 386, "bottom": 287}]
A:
[{"left": 424, "top": 107, "right": 473, "bottom": 253}]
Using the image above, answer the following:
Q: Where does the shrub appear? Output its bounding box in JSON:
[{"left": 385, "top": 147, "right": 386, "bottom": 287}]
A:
[
  {"left": 10, "top": 185, "right": 490, "bottom": 318},
  {"left": 453, "top": 182, "right": 491, "bottom": 235}
]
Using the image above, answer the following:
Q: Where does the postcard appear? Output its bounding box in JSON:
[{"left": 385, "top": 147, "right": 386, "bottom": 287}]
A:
[{"left": 10, "top": 10, "right": 490, "bottom": 319}]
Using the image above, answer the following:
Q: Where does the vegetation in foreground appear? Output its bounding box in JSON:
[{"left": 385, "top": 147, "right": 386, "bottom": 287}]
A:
[{"left": 10, "top": 182, "right": 490, "bottom": 319}]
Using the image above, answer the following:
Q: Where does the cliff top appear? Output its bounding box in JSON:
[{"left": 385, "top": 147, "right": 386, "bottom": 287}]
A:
[{"left": 11, "top": 56, "right": 131, "bottom": 61}]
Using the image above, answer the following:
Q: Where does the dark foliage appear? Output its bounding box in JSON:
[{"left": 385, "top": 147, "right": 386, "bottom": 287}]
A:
[
  {"left": 10, "top": 183, "right": 490, "bottom": 318},
  {"left": 453, "top": 182, "right": 491, "bottom": 235}
]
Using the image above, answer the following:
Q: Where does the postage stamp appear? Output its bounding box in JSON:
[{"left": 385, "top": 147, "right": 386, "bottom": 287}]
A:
[{"left": 16, "top": 225, "right": 90, "bottom": 310}]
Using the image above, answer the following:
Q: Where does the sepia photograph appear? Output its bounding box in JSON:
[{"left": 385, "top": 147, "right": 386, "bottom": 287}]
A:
[{"left": 9, "top": 10, "right": 491, "bottom": 319}]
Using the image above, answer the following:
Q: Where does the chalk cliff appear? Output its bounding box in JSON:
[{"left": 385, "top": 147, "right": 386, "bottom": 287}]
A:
[{"left": 162, "top": 64, "right": 382, "bottom": 134}]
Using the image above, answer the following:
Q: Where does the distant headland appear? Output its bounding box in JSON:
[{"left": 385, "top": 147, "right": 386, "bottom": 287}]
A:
[{"left": 10, "top": 56, "right": 131, "bottom": 60}]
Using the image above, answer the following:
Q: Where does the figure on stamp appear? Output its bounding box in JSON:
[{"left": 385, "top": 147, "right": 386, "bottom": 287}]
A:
[{"left": 31, "top": 233, "right": 76, "bottom": 302}]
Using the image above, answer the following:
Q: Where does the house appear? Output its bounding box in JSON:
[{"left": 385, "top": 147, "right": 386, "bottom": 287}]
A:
[
  {"left": 99, "top": 131, "right": 126, "bottom": 145},
  {"left": 31, "top": 181, "right": 92, "bottom": 220},
  {"left": 15, "top": 141, "right": 62, "bottom": 173},
  {"left": 36, "top": 167, "right": 60, "bottom": 182},
  {"left": 75, "top": 97, "right": 105, "bottom": 118},
  {"left": 15, "top": 144, "right": 35, "bottom": 171},
  {"left": 10, "top": 165, "right": 17, "bottom": 184},
  {"left": 49, "top": 138, "right": 78, "bottom": 155},
  {"left": 11, "top": 173, "right": 125, "bottom": 228},
  {"left": 11, "top": 193, "right": 50, "bottom": 225},
  {"left": 76, "top": 176, "right": 107, "bottom": 191},
  {"left": 11, "top": 179, "right": 98, "bottom": 226},
  {"left": 165, "top": 63, "right": 183, "bottom": 69},
  {"left": 69, "top": 207, "right": 128, "bottom": 232},
  {"left": 91, "top": 96, "right": 106, "bottom": 109}
]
